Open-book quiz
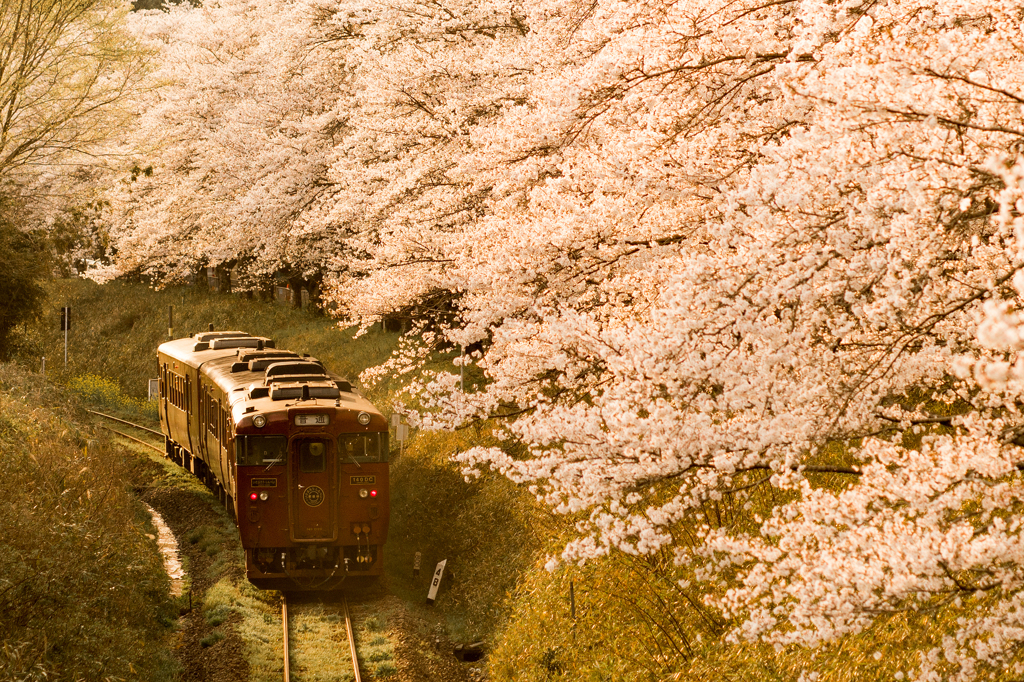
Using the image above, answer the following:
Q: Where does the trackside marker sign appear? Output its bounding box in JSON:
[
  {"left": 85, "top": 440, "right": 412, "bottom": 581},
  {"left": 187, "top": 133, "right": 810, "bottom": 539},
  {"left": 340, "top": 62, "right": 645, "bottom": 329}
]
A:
[{"left": 427, "top": 559, "right": 447, "bottom": 604}]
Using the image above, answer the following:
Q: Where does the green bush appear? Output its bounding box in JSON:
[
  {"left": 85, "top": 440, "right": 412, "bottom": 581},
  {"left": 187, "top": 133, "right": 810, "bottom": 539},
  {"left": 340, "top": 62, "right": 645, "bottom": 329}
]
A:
[
  {"left": 372, "top": 661, "right": 398, "bottom": 678},
  {"left": 200, "top": 631, "right": 226, "bottom": 648},
  {"left": 67, "top": 372, "right": 158, "bottom": 419},
  {"left": 0, "top": 363, "right": 177, "bottom": 681},
  {"left": 0, "top": 202, "right": 49, "bottom": 361}
]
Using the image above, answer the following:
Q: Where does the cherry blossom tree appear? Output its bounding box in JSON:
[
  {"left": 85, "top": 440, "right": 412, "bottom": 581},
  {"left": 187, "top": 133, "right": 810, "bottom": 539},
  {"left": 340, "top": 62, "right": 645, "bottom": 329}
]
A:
[
  {"left": 105, "top": 0, "right": 1024, "bottom": 675},
  {"left": 347, "top": 1, "right": 1024, "bottom": 676},
  {"left": 107, "top": 0, "right": 528, "bottom": 287}
]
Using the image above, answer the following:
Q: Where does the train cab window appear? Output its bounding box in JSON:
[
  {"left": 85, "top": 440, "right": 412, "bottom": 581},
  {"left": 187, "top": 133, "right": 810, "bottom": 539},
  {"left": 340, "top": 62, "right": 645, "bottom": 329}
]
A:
[
  {"left": 299, "top": 441, "right": 327, "bottom": 473},
  {"left": 237, "top": 435, "right": 287, "bottom": 466},
  {"left": 338, "top": 433, "right": 388, "bottom": 463}
]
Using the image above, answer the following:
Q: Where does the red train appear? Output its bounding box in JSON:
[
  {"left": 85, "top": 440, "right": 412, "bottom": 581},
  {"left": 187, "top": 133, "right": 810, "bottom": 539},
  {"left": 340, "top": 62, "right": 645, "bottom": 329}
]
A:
[{"left": 157, "top": 329, "right": 389, "bottom": 590}]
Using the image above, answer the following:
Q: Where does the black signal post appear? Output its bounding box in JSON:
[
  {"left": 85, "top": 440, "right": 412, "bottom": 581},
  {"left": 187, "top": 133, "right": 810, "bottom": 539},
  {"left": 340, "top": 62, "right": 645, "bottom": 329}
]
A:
[{"left": 60, "top": 306, "right": 70, "bottom": 367}]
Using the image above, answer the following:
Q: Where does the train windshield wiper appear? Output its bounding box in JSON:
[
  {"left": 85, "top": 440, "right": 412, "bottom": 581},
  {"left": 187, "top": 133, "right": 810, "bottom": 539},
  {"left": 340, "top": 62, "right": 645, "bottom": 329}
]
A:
[{"left": 348, "top": 454, "right": 362, "bottom": 468}]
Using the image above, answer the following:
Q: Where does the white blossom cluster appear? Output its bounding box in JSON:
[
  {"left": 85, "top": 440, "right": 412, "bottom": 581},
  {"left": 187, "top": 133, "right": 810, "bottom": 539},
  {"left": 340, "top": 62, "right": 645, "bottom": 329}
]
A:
[{"left": 107, "top": 0, "right": 1024, "bottom": 675}]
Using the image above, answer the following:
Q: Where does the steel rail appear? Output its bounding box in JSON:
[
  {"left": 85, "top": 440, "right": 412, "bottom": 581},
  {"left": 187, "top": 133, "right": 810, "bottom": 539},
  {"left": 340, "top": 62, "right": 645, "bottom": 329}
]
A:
[
  {"left": 283, "top": 595, "right": 292, "bottom": 682},
  {"left": 100, "top": 426, "right": 165, "bottom": 455},
  {"left": 86, "top": 409, "right": 164, "bottom": 437},
  {"left": 343, "top": 596, "right": 362, "bottom": 682},
  {"left": 282, "top": 595, "right": 361, "bottom": 682}
]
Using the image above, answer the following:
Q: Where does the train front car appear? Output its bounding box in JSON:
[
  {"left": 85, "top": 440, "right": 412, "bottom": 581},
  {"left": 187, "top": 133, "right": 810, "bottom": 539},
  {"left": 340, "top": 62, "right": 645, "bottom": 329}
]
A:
[
  {"left": 234, "top": 371, "right": 390, "bottom": 591},
  {"left": 158, "top": 331, "right": 389, "bottom": 592}
]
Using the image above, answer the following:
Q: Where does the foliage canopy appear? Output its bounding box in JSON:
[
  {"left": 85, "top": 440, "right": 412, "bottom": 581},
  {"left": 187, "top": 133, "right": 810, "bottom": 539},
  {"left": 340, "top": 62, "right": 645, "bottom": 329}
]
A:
[{"left": 87, "top": 0, "right": 1024, "bottom": 678}]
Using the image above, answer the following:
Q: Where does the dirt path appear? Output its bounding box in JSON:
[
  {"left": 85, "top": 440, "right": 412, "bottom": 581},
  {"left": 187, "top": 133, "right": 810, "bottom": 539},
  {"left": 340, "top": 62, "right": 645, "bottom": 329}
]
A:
[{"left": 144, "top": 486, "right": 249, "bottom": 682}]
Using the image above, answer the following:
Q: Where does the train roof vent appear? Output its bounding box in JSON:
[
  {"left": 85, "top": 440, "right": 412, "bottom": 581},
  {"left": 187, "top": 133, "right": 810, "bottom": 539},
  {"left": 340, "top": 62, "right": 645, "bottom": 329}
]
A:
[
  {"left": 236, "top": 349, "right": 297, "bottom": 363},
  {"left": 195, "top": 331, "right": 250, "bottom": 342},
  {"left": 270, "top": 381, "right": 341, "bottom": 401},
  {"left": 264, "top": 361, "right": 327, "bottom": 378},
  {"left": 209, "top": 336, "right": 264, "bottom": 350},
  {"left": 232, "top": 351, "right": 302, "bottom": 372},
  {"left": 248, "top": 386, "right": 270, "bottom": 399},
  {"left": 265, "top": 374, "right": 330, "bottom": 385},
  {"left": 249, "top": 356, "right": 308, "bottom": 372}
]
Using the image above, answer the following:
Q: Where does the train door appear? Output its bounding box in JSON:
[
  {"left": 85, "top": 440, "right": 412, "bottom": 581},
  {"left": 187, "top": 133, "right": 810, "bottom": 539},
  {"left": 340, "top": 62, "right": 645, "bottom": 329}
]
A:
[{"left": 289, "top": 438, "right": 336, "bottom": 541}]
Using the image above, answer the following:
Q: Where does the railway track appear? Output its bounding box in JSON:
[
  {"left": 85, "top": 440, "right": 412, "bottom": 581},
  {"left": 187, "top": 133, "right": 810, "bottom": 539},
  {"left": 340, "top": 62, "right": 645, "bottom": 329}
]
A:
[
  {"left": 283, "top": 593, "right": 363, "bottom": 682},
  {"left": 92, "top": 409, "right": 372, "bottom": 681},
  {"left": 88, "top": 409, "right": 166, "bottom": 455}
]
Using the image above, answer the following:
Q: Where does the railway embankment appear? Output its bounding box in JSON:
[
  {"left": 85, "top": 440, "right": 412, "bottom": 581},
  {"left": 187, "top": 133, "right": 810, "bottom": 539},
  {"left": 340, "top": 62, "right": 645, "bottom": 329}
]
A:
[
  {"left": 0, "top": 363, "right": 178, "bottom": 681},
  {"left": 6, "top": 277, "right": 850, "bottom": 681}
]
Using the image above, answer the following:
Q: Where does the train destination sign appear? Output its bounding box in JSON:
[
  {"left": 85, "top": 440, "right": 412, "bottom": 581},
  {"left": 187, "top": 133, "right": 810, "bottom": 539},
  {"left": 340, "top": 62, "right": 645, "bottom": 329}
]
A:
[
  {"left": 251, "top": 478, "right": 278, "bottom": 487},
  {"left": 293, "top": 413, "right": 330, "bottom": 426},
  {"left": 350, "top": 475, "right": 376, "bottom": 485}
]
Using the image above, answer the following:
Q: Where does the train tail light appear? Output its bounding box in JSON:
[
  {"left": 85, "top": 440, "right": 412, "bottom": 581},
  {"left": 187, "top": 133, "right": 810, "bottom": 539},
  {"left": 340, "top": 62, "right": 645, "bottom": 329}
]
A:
[
  {"left": 370, "top": 489, "right": 378, "bottom": 498},
  {"left": 250, "top": 492, "right": 258, "bottom": 501}
]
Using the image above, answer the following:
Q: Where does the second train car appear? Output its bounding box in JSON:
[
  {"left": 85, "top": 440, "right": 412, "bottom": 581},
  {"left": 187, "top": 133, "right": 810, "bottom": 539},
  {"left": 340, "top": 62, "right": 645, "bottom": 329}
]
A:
[{"left": 158, "top": 329, "right": 389, "bottom": 590}]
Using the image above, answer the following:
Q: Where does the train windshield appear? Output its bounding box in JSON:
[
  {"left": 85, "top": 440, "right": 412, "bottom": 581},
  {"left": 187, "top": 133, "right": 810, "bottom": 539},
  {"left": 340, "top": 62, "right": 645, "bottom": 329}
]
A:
[
  {"left": 337, "top": 433, "right": 389, "bottom": 463},
  {"left": 237, "top": 435, "right": 288, "bottom": 466}
]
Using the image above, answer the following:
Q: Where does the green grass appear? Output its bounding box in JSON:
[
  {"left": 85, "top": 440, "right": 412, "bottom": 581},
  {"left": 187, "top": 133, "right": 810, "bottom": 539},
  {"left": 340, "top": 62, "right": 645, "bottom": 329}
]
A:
[
  {"left": 15, "top": 278, "right": 544, "bottom": 651},
  {"left": 0, "top": 362, "right": 179, "bottom": 682},
  {"left": 9, "top": 277, "right": 976, "bottom": 681},
  {"left": 67, "top": 372, "right": 158, "bottom": 420},
  {"left": 15, "top": 278, "right": 400, "bottom": 400}
]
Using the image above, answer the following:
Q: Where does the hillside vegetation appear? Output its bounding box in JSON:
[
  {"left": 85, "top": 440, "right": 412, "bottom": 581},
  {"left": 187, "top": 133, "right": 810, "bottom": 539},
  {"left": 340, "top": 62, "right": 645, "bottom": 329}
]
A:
[
  {"left": 0, "top": 362, "right": 177, "bottom": 681},
  {"left": 9, "top": 278, "right": 990, "bottom": 682}
]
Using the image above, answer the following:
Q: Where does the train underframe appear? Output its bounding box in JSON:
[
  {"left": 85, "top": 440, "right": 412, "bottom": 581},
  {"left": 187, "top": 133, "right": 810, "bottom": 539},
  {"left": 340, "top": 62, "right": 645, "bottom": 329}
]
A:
[{"left": 245, "top": 544, "right": 380, "bottom": 591}]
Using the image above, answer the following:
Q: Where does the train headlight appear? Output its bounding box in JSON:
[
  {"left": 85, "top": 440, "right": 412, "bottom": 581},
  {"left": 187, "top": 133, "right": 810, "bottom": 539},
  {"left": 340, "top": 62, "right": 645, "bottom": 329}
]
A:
[
  {"left": 357, "top": 412, "right": 371, "bottom": 426},
  {"left": 253, "top": 414, "right": 267, "bottom": 428},
  {"left": 259, "top": 491, "right": 269, "bottom": 501},
  {"left": 359, "top": 488, "right": 369, "bottom": 498}
]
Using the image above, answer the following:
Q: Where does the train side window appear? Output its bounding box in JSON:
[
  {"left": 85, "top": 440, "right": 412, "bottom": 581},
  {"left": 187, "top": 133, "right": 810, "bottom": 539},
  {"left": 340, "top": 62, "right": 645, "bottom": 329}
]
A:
[
  {"left": 237, "top": 436, "right": 287, "bottom": 466},
  {"left": 300, "top": 441, "right": 327, "bottom": 473},
  {"left": 337, "top": 433, "right": 387, "bottom": 463},
  {"left": 208, "top": 400, "right": 219, "bottom": 436}
]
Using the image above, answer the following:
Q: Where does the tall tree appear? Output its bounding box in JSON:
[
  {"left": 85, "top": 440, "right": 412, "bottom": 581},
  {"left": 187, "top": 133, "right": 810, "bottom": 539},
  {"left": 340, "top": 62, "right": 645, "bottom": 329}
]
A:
[
  {"left": 0, "top": 199, "right": 46, "bottom": 358},
  {"left": 0, "top": 0, "right": 147, "bottom": 183},
  {"left": 0, "top": 0, "right": 146, "bottom": 340},
  {"left": 103, "top": 0, "right": 1024, "bottom": 675}
]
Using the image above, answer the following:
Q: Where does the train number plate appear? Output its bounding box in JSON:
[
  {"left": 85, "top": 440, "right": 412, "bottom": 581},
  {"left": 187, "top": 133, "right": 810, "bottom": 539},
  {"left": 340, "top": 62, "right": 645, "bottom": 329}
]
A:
[
  {"left": 350, "top": 475, "right": 376, "bottom": 485},
  {"left": 294, "top": 414, "right": 330, "bottom": 426},
  {"left": 251, "top": 478, "right": 278, "bottom": 487}
]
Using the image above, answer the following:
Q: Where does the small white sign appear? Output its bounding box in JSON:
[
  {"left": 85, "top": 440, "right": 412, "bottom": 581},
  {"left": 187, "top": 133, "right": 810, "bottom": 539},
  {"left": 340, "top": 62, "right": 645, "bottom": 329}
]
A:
[
  {"left": 427, "top": 559, "right": 447, "bottom": 603},
  {"left": 294, "top": 414, "right": 330, "bottom": 426},
  {"left": 396, "top": 424, "right": 409, "bottom": 442},
  {"left": 148, "top": 378, "right": 159, "bottom": 401},
  {"left": 391, "top": 413, "right": 402, "bottom": 427}
]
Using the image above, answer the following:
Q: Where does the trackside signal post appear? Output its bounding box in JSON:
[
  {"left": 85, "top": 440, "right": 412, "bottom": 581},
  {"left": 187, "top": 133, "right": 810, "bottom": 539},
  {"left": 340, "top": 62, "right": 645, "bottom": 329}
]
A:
[
  {"left": 391, "top": 413, "right": 409, "bottom": 459},
  {"left": 60, "top": 306, "right": 70, "bottom": 367}
]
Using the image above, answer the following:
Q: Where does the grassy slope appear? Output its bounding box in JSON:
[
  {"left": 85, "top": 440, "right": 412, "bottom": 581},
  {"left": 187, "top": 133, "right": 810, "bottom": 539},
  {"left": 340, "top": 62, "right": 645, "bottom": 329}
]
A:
[
  {"left": 0, "top": 362, "right": 178, "bottom": 681},
  {"left": 11, "top": 279, "right": 983, "bottom": 682},
  {"left": 14, "top": 279, "right": 546, "bottom": 651}
]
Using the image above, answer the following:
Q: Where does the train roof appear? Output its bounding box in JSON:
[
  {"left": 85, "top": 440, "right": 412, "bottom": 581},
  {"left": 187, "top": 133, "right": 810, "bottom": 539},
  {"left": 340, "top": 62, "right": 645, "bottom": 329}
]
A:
[{"left": 158, "top": 332, "right": 381, "bottom": 418}]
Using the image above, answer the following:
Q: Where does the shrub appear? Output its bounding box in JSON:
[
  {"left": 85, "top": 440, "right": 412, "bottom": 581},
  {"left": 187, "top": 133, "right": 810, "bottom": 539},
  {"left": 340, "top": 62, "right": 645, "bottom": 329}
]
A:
[{"left": 0, "top": 363, "right": 176, "bottom": 681}]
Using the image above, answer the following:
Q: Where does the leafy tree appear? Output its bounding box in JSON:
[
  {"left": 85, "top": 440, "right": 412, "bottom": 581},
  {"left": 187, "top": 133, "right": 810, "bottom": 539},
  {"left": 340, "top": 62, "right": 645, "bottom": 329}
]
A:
[
  {"left": 0, "top": 0, "right": 146, "bottom": 340},
  {"left": 101, "top": 0, "right": 1024, "bottom": 677},
  {"left": 0, "top": 0, "right": 148, "bottom": 183},
  {"left": 0, "top": 201, "right": 47, "bottom": 359}
]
